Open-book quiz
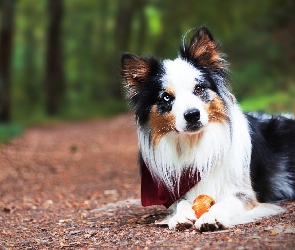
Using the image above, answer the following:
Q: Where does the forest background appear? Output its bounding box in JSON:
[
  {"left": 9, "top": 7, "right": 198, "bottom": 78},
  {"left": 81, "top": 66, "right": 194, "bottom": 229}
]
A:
[{"left": 0, "top": 0, "right": 294, "bottom": 141}]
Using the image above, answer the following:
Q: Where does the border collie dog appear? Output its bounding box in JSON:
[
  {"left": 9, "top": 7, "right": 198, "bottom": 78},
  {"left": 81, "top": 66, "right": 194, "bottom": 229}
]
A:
[{"left": 121, "top": 26, "right": 295, "bottom": 231}]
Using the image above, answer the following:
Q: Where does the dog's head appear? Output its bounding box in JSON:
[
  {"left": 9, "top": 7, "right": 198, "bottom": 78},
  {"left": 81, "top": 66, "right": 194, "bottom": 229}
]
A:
[{"left": 121, "top": 26, "right": 233, "bottom": 145}]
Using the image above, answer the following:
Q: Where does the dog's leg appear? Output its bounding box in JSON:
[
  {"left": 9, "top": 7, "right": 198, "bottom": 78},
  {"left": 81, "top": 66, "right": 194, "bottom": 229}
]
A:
[
  {"left": 195, "top": 192, "right": 283, "bottom": 232},
  {"left": 168, "top": 200, "right": 197, "bottom": 230}
]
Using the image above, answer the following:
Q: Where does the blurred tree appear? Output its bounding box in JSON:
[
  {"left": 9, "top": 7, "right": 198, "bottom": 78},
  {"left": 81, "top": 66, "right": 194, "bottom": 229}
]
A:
[
  {"left": 0, "top": 0, "right": 15, "bottom": 122},
  {"left": 45, "top": 0, "right": 64, "bottom": 115},
  {"left": 105, "top": 0, "right": 147, "bottom": 99},
  {"left": 5, "top": 0, "right": 295, "bottom": 122}
]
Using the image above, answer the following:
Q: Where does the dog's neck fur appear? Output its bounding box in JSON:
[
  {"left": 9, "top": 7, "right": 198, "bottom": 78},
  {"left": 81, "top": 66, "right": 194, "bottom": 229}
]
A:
[{"left": 138, "top": 104, "right": 252, "bottom": 199}]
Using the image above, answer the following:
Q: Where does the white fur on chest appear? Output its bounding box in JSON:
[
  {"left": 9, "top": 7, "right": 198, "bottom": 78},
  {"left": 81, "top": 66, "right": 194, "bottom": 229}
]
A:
[{"left": 138, "top": 105, "right": 252, "bottom": 202}]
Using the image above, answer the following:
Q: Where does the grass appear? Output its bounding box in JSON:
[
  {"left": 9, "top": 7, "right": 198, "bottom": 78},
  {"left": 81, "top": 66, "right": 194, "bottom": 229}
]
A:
[
  {"left": 0, "top": 123, "right": 24, "bottom": 144},
  {"left": 240, "top": 90, "right": 295, "bottom": 114}
]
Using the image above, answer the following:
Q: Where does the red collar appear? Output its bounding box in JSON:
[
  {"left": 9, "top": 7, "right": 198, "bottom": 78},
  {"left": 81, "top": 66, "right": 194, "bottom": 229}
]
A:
[{"left": 140, "top": 158, "right": 201, "bottom": 208}]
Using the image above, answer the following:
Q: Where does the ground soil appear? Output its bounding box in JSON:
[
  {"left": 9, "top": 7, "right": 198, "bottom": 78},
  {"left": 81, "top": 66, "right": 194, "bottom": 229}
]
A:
[{"left": 0, "top": 114, "right": 294, "bottom": 249}]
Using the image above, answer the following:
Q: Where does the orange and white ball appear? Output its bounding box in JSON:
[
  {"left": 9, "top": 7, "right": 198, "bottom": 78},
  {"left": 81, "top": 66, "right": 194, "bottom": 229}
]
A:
[{"left": 192, "top": 195, "right": 216, "bottom": 218}]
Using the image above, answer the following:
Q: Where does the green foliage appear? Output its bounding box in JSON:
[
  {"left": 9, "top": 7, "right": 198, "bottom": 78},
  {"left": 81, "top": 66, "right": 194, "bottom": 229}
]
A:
[
  {"left": 0, "top": 123, "right": 23, "bottom": 143},
  {"left": 145, "top": 6, "right": 162, "bottom": 37},
  {"left": 240, "top": 87, "right": 295, "bottom": 114},
  {"left": 7, "top": 0, "right": 295, "bottom": 127},
  {"left": 59, "top": 98, "right": 128, "bottom": 121}
]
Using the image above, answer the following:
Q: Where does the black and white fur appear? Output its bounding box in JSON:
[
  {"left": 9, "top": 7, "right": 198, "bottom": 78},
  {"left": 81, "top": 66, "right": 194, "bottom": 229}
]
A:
[{"left": 121, "top": 26, "right": 295, "bottom": 231}]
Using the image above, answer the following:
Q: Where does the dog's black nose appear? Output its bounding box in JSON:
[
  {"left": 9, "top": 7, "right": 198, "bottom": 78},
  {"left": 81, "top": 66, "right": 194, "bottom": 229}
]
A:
[{"left": 184, "top": 108, "right": 200, "bottom": 123}]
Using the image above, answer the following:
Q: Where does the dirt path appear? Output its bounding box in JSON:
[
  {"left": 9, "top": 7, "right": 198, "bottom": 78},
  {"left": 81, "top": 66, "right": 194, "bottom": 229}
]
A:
[{"left": 0, "top": 114, "right": 294, "bottom": 249}]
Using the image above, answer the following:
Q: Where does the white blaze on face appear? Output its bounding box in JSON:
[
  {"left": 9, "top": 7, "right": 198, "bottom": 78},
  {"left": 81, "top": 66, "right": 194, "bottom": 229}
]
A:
[{"left": 162, "top": 58, "right": 209, "bottom": 132}]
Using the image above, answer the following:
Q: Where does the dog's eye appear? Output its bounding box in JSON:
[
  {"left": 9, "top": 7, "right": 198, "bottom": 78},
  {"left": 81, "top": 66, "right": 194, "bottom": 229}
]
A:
[
  {"left": 194, "top": 86, "right": 204, "bottom": 95},
  {"left": 161, "top": 93, "right": 172, "bottom": 103}
]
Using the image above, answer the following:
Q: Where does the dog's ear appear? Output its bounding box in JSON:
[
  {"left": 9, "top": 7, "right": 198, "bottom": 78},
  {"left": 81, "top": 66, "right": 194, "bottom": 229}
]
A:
[
  {"left": 121, "top": 53, "right": 162, "bottom": 99},
  {"left": 121, "top": 53, "right": 150, "bottom": 85},
  {"left": 181, "top": 26, "right": 226, "bottom": 69},
  {"left": 121, "top": 53, "right": 151, "bottom": 97}
]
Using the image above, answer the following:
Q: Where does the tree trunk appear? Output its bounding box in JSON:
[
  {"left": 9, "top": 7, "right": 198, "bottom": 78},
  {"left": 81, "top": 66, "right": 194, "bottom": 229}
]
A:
[
  {"left": 45, "top": 0, "right": 64, "bottom": 116},
  {"left": 110, "top": 0, "right": 144, "bottom": 98},
  {"left": 0, "top": 0, "right": 15, "bottom": 122}
]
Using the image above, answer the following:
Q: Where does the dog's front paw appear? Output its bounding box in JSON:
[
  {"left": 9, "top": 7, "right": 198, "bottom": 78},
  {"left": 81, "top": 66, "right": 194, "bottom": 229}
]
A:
[
  {"left": 195, "top": 211, "right": 228, "bottom": 232},
  {"left": 168, "top": 200, "right": 197, "bottom": 230},
  {"left": 168, "top": 212, "right": 196, "bottom": 230}
]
